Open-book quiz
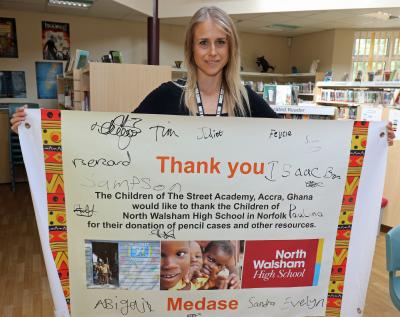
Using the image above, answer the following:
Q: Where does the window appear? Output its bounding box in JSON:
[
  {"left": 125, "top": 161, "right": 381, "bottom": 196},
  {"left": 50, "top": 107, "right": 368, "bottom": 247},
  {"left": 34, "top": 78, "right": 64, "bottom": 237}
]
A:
[{"left": 351, "top": 31, "right": 400, "bottom": 80}]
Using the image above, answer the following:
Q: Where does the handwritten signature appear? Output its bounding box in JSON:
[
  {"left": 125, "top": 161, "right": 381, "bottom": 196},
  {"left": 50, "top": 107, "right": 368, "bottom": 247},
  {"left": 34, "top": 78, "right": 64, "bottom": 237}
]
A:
[
  {"left": 305, "top": 180, "right": 324, "bottom": 188},
  {"left": 74, "top": 204, "right": 96, "bottom": 217},
  {"left": 94, "top": 297, "right": 153, "bottom": 315},
  {"left": 248, "top": 296, "right": 276, "bottom": 309},
  {"left": 197, "top": 127, "right": 223, "bottom": 140},
  {"left": 305, "top": 135, "right": 322, "bottom": 152},
  {"left": 80, "top": 175, "right": 182, "bottom": 193},
  {"left": 150, "top": 228, "right": 176, "bottom": 239},
  {"left": 90, "top": 115, "right": 142, "bottom": 150},
  {"left": 281, "top": 296, "right": 324, "bottom": 310},
  {"left": 149, "top": 124, "right": 179, "bottom": 141}
]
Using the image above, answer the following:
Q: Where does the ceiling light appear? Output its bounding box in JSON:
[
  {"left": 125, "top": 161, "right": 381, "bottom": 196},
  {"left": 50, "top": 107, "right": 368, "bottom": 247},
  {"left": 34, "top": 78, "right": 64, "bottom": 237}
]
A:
[
  {"left": 48, "top": 0, "right": 94, "bottom": 8},
  {"left": 263, "top": 24, "right": 299, "bottom": 31}
]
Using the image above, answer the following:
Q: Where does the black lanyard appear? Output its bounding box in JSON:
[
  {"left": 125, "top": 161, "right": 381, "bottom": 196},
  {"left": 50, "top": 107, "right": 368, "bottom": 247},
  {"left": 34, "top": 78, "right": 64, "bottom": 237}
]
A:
[{"left": 195, "top": 83, "right": 224, "bottom": 116}]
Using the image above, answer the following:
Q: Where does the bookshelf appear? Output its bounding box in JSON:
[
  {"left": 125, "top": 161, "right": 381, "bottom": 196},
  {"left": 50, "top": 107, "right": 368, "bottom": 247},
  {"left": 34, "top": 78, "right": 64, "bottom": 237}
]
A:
[
  {"left": 172, "top": 68, "right": 321, "bottom": 81},
  {"left": 57, "top": 63, "right": 171, "bottom": 112},
  {"left": 314, "top": 81, "right": 400, "bottom": 226},
  {"left": 314, "top": 81, "right": 400, "bottom": 119},
  {"left": 316, "top": 81, "right": 400, "bottom": 89}
]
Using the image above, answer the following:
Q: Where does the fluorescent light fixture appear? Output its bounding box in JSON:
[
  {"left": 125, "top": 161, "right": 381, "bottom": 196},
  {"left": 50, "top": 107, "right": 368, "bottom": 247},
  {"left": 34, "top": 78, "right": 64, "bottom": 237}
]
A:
[
  {"left": 362, "top": 11, "right": 399, "bottom": 21},
  {"left": 263, "top": 24, "right": 299, "bottom": 31},
  {"left": 48, "top": 0, "right": 94, "bottom": 8}
]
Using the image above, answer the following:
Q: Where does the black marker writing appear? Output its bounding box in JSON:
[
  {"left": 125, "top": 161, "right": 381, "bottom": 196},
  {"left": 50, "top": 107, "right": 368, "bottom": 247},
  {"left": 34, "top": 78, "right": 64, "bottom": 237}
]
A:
[
  {"left": 149, "top": 124, "right": 179, "bottom": 141},
  {"left": 94, "top": 296, "right": 153, "bottom": 315},
  {"left": 90, "top": 115, "right": 142, "bottom": 150},
  {"left": 74, "top": 204, "right": 96, "bottom": 217}
]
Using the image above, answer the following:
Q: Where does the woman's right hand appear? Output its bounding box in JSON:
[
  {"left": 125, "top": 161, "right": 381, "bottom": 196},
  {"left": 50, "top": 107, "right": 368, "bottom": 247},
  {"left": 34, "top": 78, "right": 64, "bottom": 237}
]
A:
[{"left": 10, "top": 105, "right": 27, "bottom": 134}]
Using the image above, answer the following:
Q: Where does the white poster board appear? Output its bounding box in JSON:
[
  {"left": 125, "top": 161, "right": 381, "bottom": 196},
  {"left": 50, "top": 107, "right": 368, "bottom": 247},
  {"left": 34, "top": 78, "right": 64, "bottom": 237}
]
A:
[{"left": 19, "top": 110, "right": 388, "bottom": 317}]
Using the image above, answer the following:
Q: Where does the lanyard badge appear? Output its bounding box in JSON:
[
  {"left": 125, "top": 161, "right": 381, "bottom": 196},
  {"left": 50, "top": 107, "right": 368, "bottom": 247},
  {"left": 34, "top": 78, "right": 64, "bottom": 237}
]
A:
[{"left": 195, "top": 83, "right": 224, "bottom": 116}]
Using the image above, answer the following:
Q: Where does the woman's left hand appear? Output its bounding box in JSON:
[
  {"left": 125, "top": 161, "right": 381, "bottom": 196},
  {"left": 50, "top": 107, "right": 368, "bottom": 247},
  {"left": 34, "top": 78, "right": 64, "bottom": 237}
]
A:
[{"left": 387, "top": 122, "right": 395, "bottom": 146}]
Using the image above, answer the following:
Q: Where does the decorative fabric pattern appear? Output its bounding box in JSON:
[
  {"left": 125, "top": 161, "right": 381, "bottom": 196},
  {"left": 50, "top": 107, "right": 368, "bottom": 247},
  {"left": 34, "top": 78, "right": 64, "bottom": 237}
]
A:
[
  {"left": 41, "top": 109, "right": 70, "bottom": 307},
  {"left": 326, "top": 121, "right": 369, "bottom": 316}
]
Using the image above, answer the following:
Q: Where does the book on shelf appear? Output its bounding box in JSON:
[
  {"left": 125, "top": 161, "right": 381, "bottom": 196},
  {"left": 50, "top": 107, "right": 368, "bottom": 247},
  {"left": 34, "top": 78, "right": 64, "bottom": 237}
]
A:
[
  {"left": 82, "top": 91, "right": 90, "bottom": 111},
  {"left": 319, "top": 88, "right": 395, "bottom": 105},
  {"left": 388, "top": 109, "right": 400, "bottom": 140},
  {"left": 110, "top": 50, "right": 122, "bottom": 63},
  {"left": 348, "top": 106, "right": 357, "bottom": 119},
  {"left": 392, "top": 89, "right": 400, "bottom": 106},
  {"left": 276, "top": 85, "right": 292, "bottom": 105},
  {"left": 336, "top": 106, "right": 358, "bottom": 120},
  {"left": 75, "top": 49, "right": 89, "bottom": 70},
  {"left": 263, "top": 84, "right": 276, "bottom": 105},
  {"left": 65, "top": 55, "right": 74, "bottom": 73}
]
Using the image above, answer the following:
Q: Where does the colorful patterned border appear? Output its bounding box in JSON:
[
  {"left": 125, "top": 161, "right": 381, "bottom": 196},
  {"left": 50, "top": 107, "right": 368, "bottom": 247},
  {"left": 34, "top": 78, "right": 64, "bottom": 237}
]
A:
[
  {"left": 41, "top": 109, "right": 70, "bottom": 308},
  {"left": 312, "top": 239, "right": 324, "bottom": 286},
  {"left": 326, "top": 121, "right": 369, "bottom": 316}
]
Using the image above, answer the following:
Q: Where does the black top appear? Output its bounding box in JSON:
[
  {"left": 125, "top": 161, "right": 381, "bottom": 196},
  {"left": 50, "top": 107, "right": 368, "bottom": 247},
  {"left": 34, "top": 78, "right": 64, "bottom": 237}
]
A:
[{"left": 134, "top": 80, "right": 278, "bottom": 118}]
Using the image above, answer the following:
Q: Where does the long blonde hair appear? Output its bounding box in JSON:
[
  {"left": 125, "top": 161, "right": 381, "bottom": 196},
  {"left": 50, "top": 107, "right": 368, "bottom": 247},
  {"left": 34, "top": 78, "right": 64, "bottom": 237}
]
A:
[{"left": 183, "top": 6, "right": 250, "bottom": 116}]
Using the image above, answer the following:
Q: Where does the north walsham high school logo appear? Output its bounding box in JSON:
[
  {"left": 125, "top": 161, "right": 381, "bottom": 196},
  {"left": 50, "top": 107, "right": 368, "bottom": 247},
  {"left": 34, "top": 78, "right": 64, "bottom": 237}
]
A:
[{"left": 241, "top": 239, "right": 323, "bottom": 288}]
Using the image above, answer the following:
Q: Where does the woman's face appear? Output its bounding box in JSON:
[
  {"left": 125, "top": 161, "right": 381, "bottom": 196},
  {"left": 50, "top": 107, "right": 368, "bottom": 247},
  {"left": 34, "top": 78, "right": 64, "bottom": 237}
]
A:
[{"left": 193, "top": 19, "right": 229, "bottom": 78}]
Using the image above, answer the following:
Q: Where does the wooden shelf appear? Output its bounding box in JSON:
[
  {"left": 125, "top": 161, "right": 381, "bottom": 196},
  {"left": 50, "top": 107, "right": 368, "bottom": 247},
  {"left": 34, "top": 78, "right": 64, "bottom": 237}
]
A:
[
  {"left": 171, "top": 68, "right": 317, "bottom": 79},
  {"left": 316, "top": 100, "right": 362, "bottom": 107},
  {"left": 316, "top": 81, "right": 400, "bottom": 89},
  {"left": 240, "top": 71, "right": 316, "bottom": 78}
]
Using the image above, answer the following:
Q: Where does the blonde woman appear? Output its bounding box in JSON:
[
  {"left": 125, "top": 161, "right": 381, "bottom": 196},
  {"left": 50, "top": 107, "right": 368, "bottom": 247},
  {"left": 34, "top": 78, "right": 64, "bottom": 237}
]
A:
[{"left": 134, "top": 6, "right": 277, "bottom": 118}]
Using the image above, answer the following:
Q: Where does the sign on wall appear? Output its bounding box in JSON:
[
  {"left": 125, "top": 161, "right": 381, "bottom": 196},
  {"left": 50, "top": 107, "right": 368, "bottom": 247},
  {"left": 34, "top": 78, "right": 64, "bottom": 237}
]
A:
[
  {"left": 0, "top": 17, "right": 18, "bottom": 58},
  {"left": 42, "top": 21, "right": 70, "bottom": 61}
]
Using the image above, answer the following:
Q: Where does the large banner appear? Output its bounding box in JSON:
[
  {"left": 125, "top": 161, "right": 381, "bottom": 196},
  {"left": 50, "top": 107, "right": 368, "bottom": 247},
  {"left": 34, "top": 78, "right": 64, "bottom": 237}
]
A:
[{"left": 20, "top": 109, "right": 388, "bottom": 317}]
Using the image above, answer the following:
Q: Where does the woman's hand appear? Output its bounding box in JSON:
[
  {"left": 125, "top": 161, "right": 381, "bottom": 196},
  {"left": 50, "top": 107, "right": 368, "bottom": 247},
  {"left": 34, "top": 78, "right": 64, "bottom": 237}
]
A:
[
  {"left": 10, "top": 105, "right": 27, "bottom": 134},
  {"left": 387, "top": 122, "right": 395, "bottom": 146}
]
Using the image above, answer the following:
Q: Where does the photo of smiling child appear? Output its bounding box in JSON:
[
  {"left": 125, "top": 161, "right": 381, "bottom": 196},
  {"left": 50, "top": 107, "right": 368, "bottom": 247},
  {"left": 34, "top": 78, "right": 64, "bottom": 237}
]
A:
[
  {"left": 160, "top": 240, "right": 191, "bottom": 290},
  {"left": 160, "top": 240, "right": 241, "bottom": 291},
  {"left": 193, "top": 240, "right": 240, "bottom": 290}
]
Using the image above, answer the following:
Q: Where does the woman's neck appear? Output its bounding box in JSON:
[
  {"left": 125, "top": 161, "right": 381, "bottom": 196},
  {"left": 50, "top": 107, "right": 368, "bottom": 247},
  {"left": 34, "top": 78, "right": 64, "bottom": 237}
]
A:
[{"left": 196, "top": 71, "right": 222, "bottom": 96}]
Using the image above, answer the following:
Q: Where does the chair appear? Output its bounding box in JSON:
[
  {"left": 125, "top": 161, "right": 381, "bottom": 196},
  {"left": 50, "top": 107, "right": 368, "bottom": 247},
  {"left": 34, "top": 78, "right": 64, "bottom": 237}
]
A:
[
  {"left": 7, "top": 103, "right": 39, "bottom": 191},
  {"left": 386, "top": 225, "right": 400, "bottom": 310}
]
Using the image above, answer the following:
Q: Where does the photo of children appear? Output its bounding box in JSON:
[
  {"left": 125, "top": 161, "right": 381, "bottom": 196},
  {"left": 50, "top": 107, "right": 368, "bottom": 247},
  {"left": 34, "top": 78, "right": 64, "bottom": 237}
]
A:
[
  {"left": 86, "top": 240, "right": 160, "bottom": 290},
  {"left": 160, "top": 240, "right": 242, "bottom": 290},
  {"left": 160, "top": 240, "right": 191, "bottom": 290},
  {"left": 89, "top": 241, "right": 119, "bottom": 289}
]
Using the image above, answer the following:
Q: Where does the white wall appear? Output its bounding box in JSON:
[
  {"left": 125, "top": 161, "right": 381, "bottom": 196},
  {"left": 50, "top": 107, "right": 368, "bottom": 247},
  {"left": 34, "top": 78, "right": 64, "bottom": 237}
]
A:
[
  {"left": 290, "top": 30, "right": 335, "bottom": 74},
  {"left": 0, "top": 9, "right": 148, "bottom": 108},
  {"left": 239, "top": 32, "right": 290, "bottom": 73},
  {"left": 331, "top": 29, "right": 355, "bottom": 81},
  {"left": 0, "top": 9, "right": 292, "bottom": 108}
]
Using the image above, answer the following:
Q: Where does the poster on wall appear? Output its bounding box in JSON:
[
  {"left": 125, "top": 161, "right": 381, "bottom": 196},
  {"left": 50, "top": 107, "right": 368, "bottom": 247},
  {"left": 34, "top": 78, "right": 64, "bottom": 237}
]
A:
[
  {"left": 0, "top": 17, "right": 18, "bottom": 58},
  {"left": 0, "top": 71, "right": 26, "bottom": 98},
  {"left": 35, "top": 61, "right": 63, "bottom": 99},
  {"left": 19, "top": 110, "right": 388, "bottom": 317},
  {"left": 42, "top": 21, "right": 70, "bottom": 61}
]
